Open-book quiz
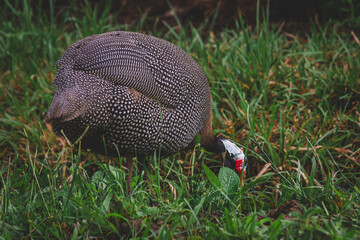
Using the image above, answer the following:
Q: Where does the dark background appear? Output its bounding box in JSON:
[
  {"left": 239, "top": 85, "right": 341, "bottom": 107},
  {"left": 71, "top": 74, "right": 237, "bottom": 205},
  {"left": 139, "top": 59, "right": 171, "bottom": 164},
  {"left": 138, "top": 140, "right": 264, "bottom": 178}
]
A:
[{"left": 26, "top": 0, "right": 360, "bottom": 33}]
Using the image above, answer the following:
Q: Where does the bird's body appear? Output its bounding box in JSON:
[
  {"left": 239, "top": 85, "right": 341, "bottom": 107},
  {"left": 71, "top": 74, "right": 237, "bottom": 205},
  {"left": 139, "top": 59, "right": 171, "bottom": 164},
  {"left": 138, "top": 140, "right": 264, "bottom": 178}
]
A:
[
  {"left": 48, "top": 31, "right": 212, "bottom": 157},
  {"left": 47, "top": 31, "right": 246, "bottom": 188}
]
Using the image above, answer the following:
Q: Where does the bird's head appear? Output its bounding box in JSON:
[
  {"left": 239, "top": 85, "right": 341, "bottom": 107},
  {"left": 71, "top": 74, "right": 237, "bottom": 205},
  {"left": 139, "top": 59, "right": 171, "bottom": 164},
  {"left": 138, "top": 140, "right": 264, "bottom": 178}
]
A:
[
  {"left": 220, "top": 139, "right": 247, "bottom": 173},
  {"left": 214, "top": 137, "right": 247, "bottom": 181}
]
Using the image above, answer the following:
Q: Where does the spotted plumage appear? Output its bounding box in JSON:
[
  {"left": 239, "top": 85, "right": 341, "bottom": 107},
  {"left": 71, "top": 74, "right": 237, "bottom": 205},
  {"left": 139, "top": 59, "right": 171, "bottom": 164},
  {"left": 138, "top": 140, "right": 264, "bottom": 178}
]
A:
[
  {"left": 47, "top": 31, "right": 211, "bottom": 157},
  {"left": 47, "top": 31, "right": 247, "bottom": 186}
]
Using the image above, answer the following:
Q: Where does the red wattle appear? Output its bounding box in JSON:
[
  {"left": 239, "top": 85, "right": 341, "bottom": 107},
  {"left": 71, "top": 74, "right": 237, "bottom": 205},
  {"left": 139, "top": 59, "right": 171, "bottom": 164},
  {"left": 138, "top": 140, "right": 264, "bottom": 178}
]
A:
[{"left": 235, "top": 159, "right": 243, "bottom": 173}]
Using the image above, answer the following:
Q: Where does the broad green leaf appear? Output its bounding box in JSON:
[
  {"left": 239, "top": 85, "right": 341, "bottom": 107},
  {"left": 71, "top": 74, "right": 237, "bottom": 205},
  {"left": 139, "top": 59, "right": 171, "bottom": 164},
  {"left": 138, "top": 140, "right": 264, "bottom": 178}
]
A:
[
  {"left": 92, "top": 170, "right": 107, "bottom": 190},
  {"left": 219, "top": 167, "right": 239, "bottom": 196},
  {"left": 203, "top": 164, "right": 221, "bottom": 189}
]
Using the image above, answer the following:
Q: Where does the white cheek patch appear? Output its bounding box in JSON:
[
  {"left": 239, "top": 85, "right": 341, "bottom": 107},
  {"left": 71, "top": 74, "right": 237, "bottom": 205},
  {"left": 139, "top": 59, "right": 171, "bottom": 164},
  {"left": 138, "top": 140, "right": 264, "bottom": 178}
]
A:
[{"left": 221, "top": 139, "right": 245, "bottom": 160}]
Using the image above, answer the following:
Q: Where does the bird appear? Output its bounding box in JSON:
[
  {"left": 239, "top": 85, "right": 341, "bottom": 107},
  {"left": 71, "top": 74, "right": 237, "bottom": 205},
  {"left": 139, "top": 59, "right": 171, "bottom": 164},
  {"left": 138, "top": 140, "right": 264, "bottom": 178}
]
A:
[{"left": 46, "top": 31, "right": 247, "bottom": 190}]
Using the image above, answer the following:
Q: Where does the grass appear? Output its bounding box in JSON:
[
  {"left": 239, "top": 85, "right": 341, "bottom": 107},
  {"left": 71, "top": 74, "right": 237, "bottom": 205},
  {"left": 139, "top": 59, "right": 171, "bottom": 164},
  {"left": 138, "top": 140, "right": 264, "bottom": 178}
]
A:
[{"left": 1, "top": 0, "right": 360, "bottom": 239}]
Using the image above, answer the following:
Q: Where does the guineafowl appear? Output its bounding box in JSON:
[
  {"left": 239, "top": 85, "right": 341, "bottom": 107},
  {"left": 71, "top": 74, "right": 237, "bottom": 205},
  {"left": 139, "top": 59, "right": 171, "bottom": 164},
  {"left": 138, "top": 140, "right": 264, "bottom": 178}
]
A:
[{"left": 46, "top": 31, "right": 247, "bottom": 189}]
